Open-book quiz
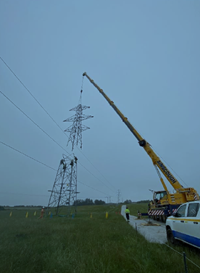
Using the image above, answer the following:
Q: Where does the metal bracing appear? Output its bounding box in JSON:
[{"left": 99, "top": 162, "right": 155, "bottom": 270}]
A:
[
  {"left": 63, "top": 87, "right": 93, "bottom": 151},
  {"left": 47, "top": 155, "right": 79, "bottom": 216}
]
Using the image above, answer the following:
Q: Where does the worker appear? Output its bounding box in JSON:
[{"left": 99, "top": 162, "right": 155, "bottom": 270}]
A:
[
  {"left": 39, "top": 207, "right": 45, "bottom": 219},
  {"left": 125, "top": 206, "right": 130, "bottom": 222}
]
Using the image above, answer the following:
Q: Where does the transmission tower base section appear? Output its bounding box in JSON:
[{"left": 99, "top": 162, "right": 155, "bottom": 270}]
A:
[{"left": 47, "top": 155, "right": 78, "bottom": 216}]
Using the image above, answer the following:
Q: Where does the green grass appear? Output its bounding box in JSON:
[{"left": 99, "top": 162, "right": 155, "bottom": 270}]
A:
[
  {"left": 0, "top": 204, "right": 200, "bottom": 273},
  {"left": 126, "top": 202, "right": 149, "bottom": 216}
]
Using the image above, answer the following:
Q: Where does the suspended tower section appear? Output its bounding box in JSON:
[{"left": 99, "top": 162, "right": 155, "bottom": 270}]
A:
[{"left": 63, "top": 83, "right": 93, "bottom": 150}]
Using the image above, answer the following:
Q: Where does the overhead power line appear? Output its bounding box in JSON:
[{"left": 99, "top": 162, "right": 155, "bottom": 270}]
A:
[
  {"left": 0, "top": 191, "right": 49, "bottom": 197},
  {"left": 0, "top": 90, "right": 116, "bottom": 194},
  {"left": 0, "top": 56, "right": 61, "bottom": 130},
  {"left": 0, "top": 56, "right": 117, "bottom": 192},
  {"left": 152, "top": 146, "right": 188, "bottom": 188},
  {"left": 77, "top": 160, "right": 115, "bottom": 192},
  {"left": 0, "top": 140, "right": 110, "bottom": 197},
  {"left": 78, "top": 180, "right": 112, "bottom": 196},
  {"left": 0, "top": 90, "right": 70, "bottom": 155},
  {"left": 0, "top": 140, "right": 56, "bottom": 171},
  {"left": 75, "top": 148, "right": 117, "bottom": 191},
  {"left": 0, "top": 191, "right": 109, "bottom": 200}
]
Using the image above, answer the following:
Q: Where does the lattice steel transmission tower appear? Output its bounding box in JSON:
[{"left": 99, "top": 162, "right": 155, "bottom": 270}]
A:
[
  {"left": 63, "top": 88, "right": 93, "bottom": 150},
  {"left": 47, "top": 155, "right": 78, "bottom": 216}
]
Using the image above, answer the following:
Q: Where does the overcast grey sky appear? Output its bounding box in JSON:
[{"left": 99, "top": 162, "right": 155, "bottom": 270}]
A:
[{"left": 0, "top": 1, "right": 200, "bottom": 206}]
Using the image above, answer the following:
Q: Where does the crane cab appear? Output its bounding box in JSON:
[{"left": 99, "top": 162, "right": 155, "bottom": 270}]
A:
[{"left": 153, "top": 190, "right": 168, "bottom": 206}]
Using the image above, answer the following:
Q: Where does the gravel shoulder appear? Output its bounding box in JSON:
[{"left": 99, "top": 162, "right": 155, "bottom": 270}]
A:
[{"left": 121, "top": 205, "right": 167, "bottom": 244}]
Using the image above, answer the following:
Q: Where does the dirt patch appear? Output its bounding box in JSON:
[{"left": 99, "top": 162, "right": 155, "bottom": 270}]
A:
[{"left": 141, "top": 223, "right": 161, "bottom": 226}]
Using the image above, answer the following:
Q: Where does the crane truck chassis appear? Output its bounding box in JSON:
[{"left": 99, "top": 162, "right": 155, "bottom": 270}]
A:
[{"left": 83, "top": 72, "right": 200, "bottom": 221}]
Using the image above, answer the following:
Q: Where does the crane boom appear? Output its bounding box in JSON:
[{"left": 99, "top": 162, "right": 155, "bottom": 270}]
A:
[
  {"left": 83, "top": 72, "right": 142, "bottom": 142},
  {"left": 83, "top": 72, "right": 199, "bottom": 204}
]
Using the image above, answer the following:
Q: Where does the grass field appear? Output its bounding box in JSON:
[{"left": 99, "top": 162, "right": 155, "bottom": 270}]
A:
[{"left": 0, "top": 204, "right": 200, "bottom": 273}]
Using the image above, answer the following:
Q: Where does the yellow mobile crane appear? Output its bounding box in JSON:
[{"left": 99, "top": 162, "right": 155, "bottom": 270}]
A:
[{"left": 83, "top": 72, "right": 200, "bottom": 221}]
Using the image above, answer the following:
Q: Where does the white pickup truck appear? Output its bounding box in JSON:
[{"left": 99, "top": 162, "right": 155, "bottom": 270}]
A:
[{"left": 166, "top": 201, "right": 200, "bottom": 249}]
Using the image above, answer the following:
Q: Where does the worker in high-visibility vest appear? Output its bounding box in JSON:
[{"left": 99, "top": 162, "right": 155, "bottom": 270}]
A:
[
  {"left": 125, "top": 206, "right": 130, "bottom": 222},
  {"left": 39, "top": 207, "right": 45, "bottom": 219}
]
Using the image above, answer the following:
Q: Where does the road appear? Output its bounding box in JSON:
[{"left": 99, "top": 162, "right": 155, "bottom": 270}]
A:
[{"left": 121, "top": 205, "right": 167, "bottom": 244}]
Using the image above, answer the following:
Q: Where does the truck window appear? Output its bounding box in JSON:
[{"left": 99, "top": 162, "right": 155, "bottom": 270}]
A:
[
  {"left": 177, "top": 204, "right": 186, "bottom": 217},
  {"left": 187, "top": 203, "right": 199, "bottom": 217}
]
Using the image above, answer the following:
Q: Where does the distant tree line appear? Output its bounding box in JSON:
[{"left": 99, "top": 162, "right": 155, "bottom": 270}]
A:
[
  {"left": 73, "top": 198, "right": 105, "bottom": 206},
  {"left": 136, "top": 200, "right": 150, "bottom": 203},
  {"left": 123, "top": 199, "right": 133, "bottom": 204},
  {"left": 13, "top": 205, "right": 43, "bottom": 207},
  {"left": 1, "top": 199, "right": 150, "bottom": 208},
  {"left": 123, "top": 199, "right": 150, "bottom": 204}
]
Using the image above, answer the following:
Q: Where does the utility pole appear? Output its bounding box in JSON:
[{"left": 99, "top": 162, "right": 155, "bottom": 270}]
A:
[{"left": 117, "top": 189, "right": 121, "bottom": 204}]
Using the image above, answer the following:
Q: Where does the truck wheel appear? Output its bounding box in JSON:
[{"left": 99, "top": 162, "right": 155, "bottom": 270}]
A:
[
  {"left": 167, "top": 228, "right": 176, "bottom": 244},
  {"left": 161, "top": 215, "right": 167, "bottom": 222}
]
